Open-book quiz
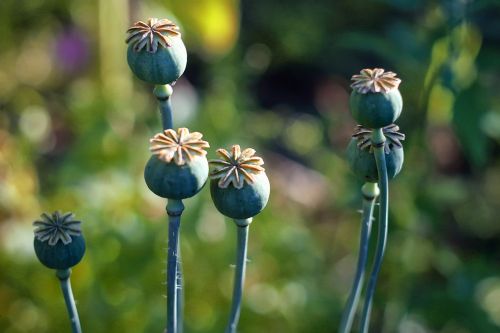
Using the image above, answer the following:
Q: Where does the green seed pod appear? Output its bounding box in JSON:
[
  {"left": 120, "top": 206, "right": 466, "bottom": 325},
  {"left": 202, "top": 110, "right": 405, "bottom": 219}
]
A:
[
  {"left": 349, "top": 68, "right": 403, "bottom": 128},
  {"left": 33, "top": 211, "right": 86, "bottom": 270},
  {"left": 144, "top": 128, "right": 210, "bottom": 200},
  {"left": 346, "top": 124, "right": 405, "bottom": 182},
  {"left": 126, "top": 18, "right": 187, "bottom": 85},
  {"left": 209, "top": 145, "right": 270, "bottom": 219}
]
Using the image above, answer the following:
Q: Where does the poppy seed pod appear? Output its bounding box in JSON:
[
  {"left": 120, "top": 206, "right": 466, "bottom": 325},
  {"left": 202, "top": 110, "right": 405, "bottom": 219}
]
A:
[
  {"left": 126, "top": 18, "right": 187, "bottom": 85},
  {"left": 209, "top": 145, "right": 270, "bottom": 219},
  {"left": 349, "top": 68, "right": 403, "bottom": 129},
  {"left": 33, "top": 211, "right": 86, "bottom": 270},
  {"left": 144, "top": 128, "right": 209, "bottom": 200},
  {"left": 346, "top": 124, "right": 405, "bottom": 182}
]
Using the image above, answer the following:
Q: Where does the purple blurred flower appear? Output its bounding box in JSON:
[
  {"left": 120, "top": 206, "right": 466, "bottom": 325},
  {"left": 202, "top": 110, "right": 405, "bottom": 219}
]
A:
[{"left": 55, "top": 27, "right": 89, "bottom": 74}]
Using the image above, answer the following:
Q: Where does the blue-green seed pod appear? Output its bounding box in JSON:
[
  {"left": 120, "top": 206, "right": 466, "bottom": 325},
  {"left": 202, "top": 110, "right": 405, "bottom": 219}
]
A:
[
  {"left": 145, "top": 154, "right": 209, "bottom": 199},
  {"left": 349, "top": 68, "right": 403, "bottom": 129},
  {"left": 33, "top": 212, "right": 86, "bottom": 270},
  {"left": 144, "top": 128, "right": 209, "bottom": 200},
  {"left": 126, "top": 18, "right": 187, "bottom": 85},
  {"left": 209, "top": 145, "right": 270, "bottom": 219},
  {"left": 346, "top": 125, "right": 405, "bottom": 182}
]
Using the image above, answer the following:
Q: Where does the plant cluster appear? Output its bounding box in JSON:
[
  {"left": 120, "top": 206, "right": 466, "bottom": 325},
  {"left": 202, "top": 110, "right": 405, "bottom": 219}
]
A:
[
  {"left": 33, "top": 18, "right": 270, "bottom": 333},
  {"left": 32, "top": 18, "right": 405, "bottom": 333},
  {"left": 341, "top": 68, "right": 405, "bottom": 332}
]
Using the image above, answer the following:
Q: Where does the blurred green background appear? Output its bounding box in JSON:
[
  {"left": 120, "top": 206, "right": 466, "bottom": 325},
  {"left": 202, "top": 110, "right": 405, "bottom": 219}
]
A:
[{"left": 1, "top": 0, "right": 500, "bottom": 332}]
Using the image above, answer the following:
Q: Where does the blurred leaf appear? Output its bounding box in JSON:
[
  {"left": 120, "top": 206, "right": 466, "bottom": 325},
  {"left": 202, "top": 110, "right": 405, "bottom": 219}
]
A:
[{"left": 453, "top": 83, "right": 492, "bottom": 168}]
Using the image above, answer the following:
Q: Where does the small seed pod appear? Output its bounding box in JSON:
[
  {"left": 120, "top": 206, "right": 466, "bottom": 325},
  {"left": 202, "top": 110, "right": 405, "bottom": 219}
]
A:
[
  {"left": 346, "top": 124, "right": 405, "bottom": 182},
  {"left": 144, "top": 128, "right": 209, "bottom": 200},
  {"left": 126, "top": 18, "right": 187, "bottom": 85},
  {"left": 209, "top": 145, "right": 270, "bottom": 219},
  {"left": 349, "top": 68, "right": 403, "bottom": 129},
  {"left": 33, "top": 211, "right": 86, "bottom": 270}
]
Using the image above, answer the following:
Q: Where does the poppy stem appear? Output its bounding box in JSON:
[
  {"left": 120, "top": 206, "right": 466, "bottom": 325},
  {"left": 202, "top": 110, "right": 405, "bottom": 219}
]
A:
[
  {"left": 225, "top": 218, "right": 252, "bottom": 333},
  {"left": 156, "top": 84, "right": 185, "bottom": 333},
  {"left": 176, "top": 242, "right": 184, "bottom": 333},
  {"left": 56, "top": 269, "right": 82, "bottom": 333},
  {"left": 359, "top": 128, "right": 389, "bottom": 333},
  {"left": 166, "top": 199, "right": 184, "bottom": 333},
  {"left": 339, "top": 182, "right": 379, "bottom": 333},
  {"left": 154, "top": 84, "right": 174, "bottom": 131}
]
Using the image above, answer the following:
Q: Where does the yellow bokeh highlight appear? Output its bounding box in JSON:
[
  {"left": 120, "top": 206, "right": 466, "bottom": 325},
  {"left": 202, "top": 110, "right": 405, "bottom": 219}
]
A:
[
  {"left": 427, "top": 84, "right": 455, "bottom": 125},
  {"left": 451, "top": 24, "right": 482, "bottom": 89},
  {"left": 169, "top": 0, "right": 239, "bottom": 56},
  {"left": 197, "top": 1, "right": 238, "bottom": 54}
]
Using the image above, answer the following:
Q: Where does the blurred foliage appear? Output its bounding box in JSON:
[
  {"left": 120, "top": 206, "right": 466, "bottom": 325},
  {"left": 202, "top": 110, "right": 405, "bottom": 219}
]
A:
[{"left": 1, "top": 0, "right": 500, "bottom": 332}]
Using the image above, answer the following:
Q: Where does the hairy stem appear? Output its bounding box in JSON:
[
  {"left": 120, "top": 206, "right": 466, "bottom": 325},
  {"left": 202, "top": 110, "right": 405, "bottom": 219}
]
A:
[
  {"left": 225, "top": 218, "right": 252, "bottom": 333},
  {"left": 155, "top": 84, "right": 185, "bottom": 333},
  {"left": 176, "top": 243, "right": 184, "bottom": 333},
  {"left": 56, "top": 269, "right": 82, "bottom": 333},
  {"left": 166, "top": 199, "right": 184, "bottom": 333},
  {"left": 339, "top": 182, "right": 379, "bottom": 333},
  {"left": 359, "top": 128, "right": 389, "bottom": 333}
]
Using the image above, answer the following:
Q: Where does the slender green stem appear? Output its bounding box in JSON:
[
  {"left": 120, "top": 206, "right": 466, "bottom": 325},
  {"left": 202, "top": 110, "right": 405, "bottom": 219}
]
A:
[
  {"left": 166, "top": 199, "right": 184, "bottom": 333},
  {"left": 156, "top": 84, "right": 184, "bottom": 333},
  {"left": 225, "top": 218, "right": 252, "bottom": 333},
  {"left": 339, "top": 183, "right": 379, "bottom": 333},
  {"left": 154, "top": 84, "right": 174, "bottom": 131},
  {"left": 56, "top": 269, "right": 82, "bottom": 333},
  {"left": 359, "top": 128, "right": 389, "bottom": 333},
  {"left": 176, "top": 244, "right": 184, "bottom": 333}
]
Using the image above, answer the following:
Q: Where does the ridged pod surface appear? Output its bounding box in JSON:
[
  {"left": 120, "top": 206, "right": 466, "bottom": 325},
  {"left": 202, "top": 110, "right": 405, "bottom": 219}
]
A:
[
  {"left": 349, "top": 68, "right": 403, "bottom": 128},
  {"left": 144, "top": 155, "right": 208, "bottom": 199},
  {"left": 127, "top": 37, "right": 187, "bottom": 84},
  {"left": 126, "top": 18, "right": 187, "bottom": 84},
  {"left": 209, "top": 145, "right": 270, "bottom": 219},
  {"left": 34, "top": 235, "right": 86, "bottom": 270},
  {"left": 350, "top": 90, "right": 403, "bottom": 129},
  {"left": 210, "top": 172, "right": 270, "bottom": 219}
]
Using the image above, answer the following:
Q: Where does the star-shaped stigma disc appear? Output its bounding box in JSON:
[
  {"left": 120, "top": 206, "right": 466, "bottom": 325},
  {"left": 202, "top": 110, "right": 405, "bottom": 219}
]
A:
[
  {"left": 33, "top": 211, "right": 82, "bottom": 246},
  {"left": 351, "top": 68, "right": 401, "bottom": 94},
  {"left": 150, "top": 128, "right": 209, "bottom": 165},
  {"left": 126, "top": 18, "right": 181, "bottom": 53},
  {"left": 209, "top": 145, "right": 265, "bottom": 189}
]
